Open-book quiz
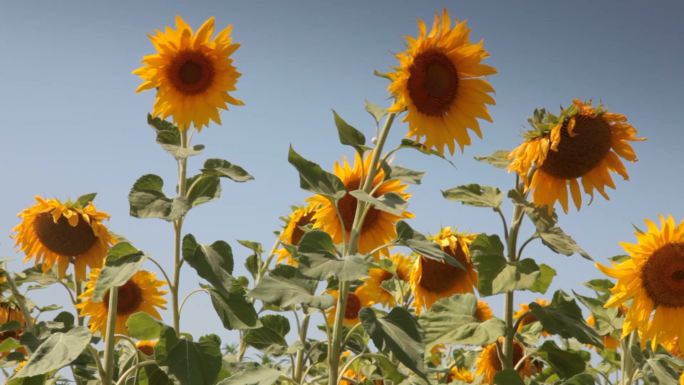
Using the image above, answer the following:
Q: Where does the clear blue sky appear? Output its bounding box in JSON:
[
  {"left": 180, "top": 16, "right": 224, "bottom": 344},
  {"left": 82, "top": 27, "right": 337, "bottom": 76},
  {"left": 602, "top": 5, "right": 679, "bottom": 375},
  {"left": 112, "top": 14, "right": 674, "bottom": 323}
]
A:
[{"left": 1, "top": 1, "right": 683, "bottom": 345}]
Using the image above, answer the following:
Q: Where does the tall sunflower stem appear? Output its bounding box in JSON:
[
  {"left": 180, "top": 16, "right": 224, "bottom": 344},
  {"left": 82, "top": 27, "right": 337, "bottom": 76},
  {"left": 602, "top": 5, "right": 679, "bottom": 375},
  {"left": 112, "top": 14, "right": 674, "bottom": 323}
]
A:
[
  {"left": 620, "top": 332, "right": 637, "bottom": 385},
  {"left": 102, "top": 287, "right": 119, "bottom": 385},
  {"left": 294, "top": 312, "right": 311, "bottom": 383},
  {"left": 73, "top": 274, "right": 83, "bottom": 327},
  {"left": 328, "top": 112, "right": 396, "bottom": 385},
  {"left": 171, "top": 130, "right": 190, "bottom": 336}
]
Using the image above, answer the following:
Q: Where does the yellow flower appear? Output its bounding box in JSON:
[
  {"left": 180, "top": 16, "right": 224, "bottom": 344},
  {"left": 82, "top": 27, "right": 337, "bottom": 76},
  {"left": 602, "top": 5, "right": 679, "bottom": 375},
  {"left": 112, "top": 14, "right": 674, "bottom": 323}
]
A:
[
  {"left": 509, "top": 100, "right": 643, "bottom": 212},
  {"left": 476, "top": 338, "right": 539, "bottom": 384},
  {"left": 475, "top": 300, "right": 494, "bottom": 322},
  {"left": 78, "top": 269, "right": 167, "bottom": 335},
  {"left": 513, "top": 299, "right": 550, "bottom": 332},
  {"left": 13, "top": 196, "right": 115, "bottom": 281},
  {"left": 410, "top": 227, "right": 477, "bottom": 314},
  {"left": 326, "top": 288, "right": 370, "bottom": 327},
  {"left": 134, "top": 16, "right": 243, "bottom": 131},
  {"left": 597, "top": 215, "right": 684, "bottom": 351},
  {"left": 388, "top": 9, "right": 496, "bottom": 155},
  {"left": 448, "top": 366, "right": 475, "bottom": 383},
  {"left": 356, "top": 254, "right": 412, "bottom": 307},
  {"left": 0, "top": 302, "right": 26, "bottom": 357},
  {"left": 136, "top": 340, "right": 158, "bottom": 356},
  {"left": 276, "top": 205, "right": 318, "bottom": 265},
  {"left": 308, "top": 154, "right": 413, "bottom": 256}
]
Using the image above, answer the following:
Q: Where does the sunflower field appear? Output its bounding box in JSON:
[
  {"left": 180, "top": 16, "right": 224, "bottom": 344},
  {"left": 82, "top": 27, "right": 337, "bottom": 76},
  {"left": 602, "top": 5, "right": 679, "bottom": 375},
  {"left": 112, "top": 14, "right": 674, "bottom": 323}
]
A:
[{"left": 1, "top": 3, "right": 683, "bottom": 385}]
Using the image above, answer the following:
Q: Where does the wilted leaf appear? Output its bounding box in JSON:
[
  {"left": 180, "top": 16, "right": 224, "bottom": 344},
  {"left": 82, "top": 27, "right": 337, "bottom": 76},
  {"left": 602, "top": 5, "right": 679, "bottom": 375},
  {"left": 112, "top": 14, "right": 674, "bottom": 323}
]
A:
[{"left": 474, "top": 150, "right": 511, "bottom": 169}]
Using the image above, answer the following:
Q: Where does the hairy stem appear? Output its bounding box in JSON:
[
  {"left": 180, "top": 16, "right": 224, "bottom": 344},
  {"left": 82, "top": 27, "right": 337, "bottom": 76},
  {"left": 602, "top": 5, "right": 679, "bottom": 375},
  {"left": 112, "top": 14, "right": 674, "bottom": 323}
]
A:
[
  {"left": 172, "top": 130, "right": 189, "bottom": 336},
  {"left": 503, "top": 185, "right": 526, "bottom": 369},
  {"left": 294, "top": 312, "right": 311, "bottom": 383}
]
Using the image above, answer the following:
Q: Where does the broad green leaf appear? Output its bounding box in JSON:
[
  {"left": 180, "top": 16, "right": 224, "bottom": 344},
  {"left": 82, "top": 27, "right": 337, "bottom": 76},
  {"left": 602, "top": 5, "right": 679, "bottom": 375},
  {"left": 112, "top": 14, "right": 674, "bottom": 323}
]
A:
[
  {"left": 297, "top": 230, "right": 337, "bottom": 257},
  {"left": 6, "top": 375, "right": 47, "bottom": 385},
  {"left": 92, "top": 242, "right": 146, "bottom": 301},
  {"left": 386, "top": 165, "right": 424, "bottom": 185},
  {"left": 398, "top": 139, "right": 455, "bottom": 166},
  {"left": 333, "top": 110, "right": 367, "bottom": 152},
  {"left": 129, "top": 174, "right": 189, "bottom": 221},
  {"left": 374, "top": 354, "right": 407, "bottom": 384},
  {"left": 217, "top": 367, "right": 281, "bottom": 385},
  {"left": 0, "top": 337, "right": 21, "bottom": 353},
  {"left": 395, "top": 221, "right": 460, "bottom": 268},
  {"left": 16, "top": 327, "right": 91, "bottom": 377},
  {"left": 288, "top": 146, "right": 346, "bottom": 199},
  {"left": 182, "top": 234, "right": 234, "bottom": 292},
  {"left": 360, "top": 307, "right": 426, "bottom": 381},
  {"left": 365, "top": 100, "right": 386, "bottom": 126},
  {"left": 249, "top": 269, "right": 332, "bottom": 309},
  {"left": 244, "top": 315, "right": 290, "bottom": 354},
  {"left": 167, "top": 335, "right": 222, "bottom": 385},
  {"left": 126, "top": 312, "right": 164, "bottom": 340},
  {"left": 583, "top": 279, "right": 614, "bottom": 293},
  {"left": 238, "top": 240, "right": 263, "bottom": 255},
  {"left": 538, "top": 227, "right": 592, "bottom": 260},
  {"left": 442, "top": 184, "right": 503, "bottom": 208},
  {"left": 493, "top": 369, "right": 525, "bottom": 385},
  {"left": 137, "top": 362, "right": 174, "bottom": 385},
  {"left": 350, "top": 190, "right": 408, "bottom": 216},
  {"left": 202, "top": 158, "right": 254, "bottom": 182},
  {"left": 536, "top": 341, "right": 586, "bottom": 379},
  {"left": 147, "top": 114, "right": 204, "bottom": 159},
  {"left": 153, "top": 326, "right": 178, "bottom": 364},
  {"left": 508, "top": 189, "right": 557, "bottom": 231},
  {"left": 563, "top": 373, "right": 596, "bottom": 385},
  {"left": 646, "top": 358, "right": 679, "bottom": 385},
  {"left": 574, "top": 292, "right": 621, "bottom": 335},
  {"left": 420, "top": 294, "right": 505, "bottom": 347},
  {"left": 74, "top": 193, "right": 97, "bottom": 208},
  {"left": 207, "top": 284, "right": 258, "bottom": 330},
  {"left": 185, "top": 174, "right": 221, "bottom": 208},
  {"left": 529, "top": 291, "right": 603, "bottom": 347},
  {"left": 474, "top": 150, "right": 511, "bottom": 169},
  {"left": 298, "top": 253, "right": 369, "bottom": 282}
]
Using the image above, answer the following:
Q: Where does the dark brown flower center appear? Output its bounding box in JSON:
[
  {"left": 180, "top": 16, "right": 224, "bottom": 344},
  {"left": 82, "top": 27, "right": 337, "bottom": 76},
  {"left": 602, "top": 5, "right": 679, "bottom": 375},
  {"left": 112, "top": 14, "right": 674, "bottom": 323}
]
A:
[
  {"left": 642, "top": 242, "right": 684, "bottom": 307},
  {"left": 345, "top": 293, "right": 362, "bottom": 320},
  {"left": 540, "top": 115, "right": 612, "bottom": 179},
  {"left": 419, "top": 242, "right": 471, "bottom": 293},
  {"left": 407, "top": 50, "right": 459, "bottom": 117},
  {"left": 290, "top": 212, "right": 316, "bottom": 246},
  {"left": 33, "top": 212, "right": 97, "bottom": 257},
  {"left": 167, "top": 50, "right": 215, "bottom": 95},
  {"left": 137, "top": 343, "right": 155, "bottom": 356},
  {"left": 337, "top": 177, "right": 380, "bottom": 233},
  {"left": 103, "top": 280, "right": 143, "bottom": 315}
]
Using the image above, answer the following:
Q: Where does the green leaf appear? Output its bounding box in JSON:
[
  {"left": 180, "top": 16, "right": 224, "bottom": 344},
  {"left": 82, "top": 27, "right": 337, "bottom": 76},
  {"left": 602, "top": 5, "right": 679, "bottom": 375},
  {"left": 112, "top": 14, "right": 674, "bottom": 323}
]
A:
[
  {"left": 248, "top": 268, "right": 333, "bottom": 309},
  {"left": 529, "top": 290, "right": 603, "bottom": 347},
  {"left": 536, "top": 341, "right": 586, "bottom": 379},
  {"left": 508, "top": 189, "right": 557, "bottom": 231},
  {"left": 244, "top": 315, "right": 290, "bottom": 354},
  {"left": 217, "top": 367, "right": 281, "bottom": 385},
  {"left": 574, "top": 293, "right": 620, "bottom": 335},
  {"left": 126, "top": 312, "right": 164, "bottom": 340},
  {"left": 202, "top": 158, "right": 254, "bottom": 183},
  {"left": 16, "top": 327, "right": 91, "bottom": 378},
  {"left": 443, "top": 184, "right": 503, "bottom": 208},
  {"left": 298, "top": 253, "right": 369, "bottom": 282},
  {"left": 646, "top": 358, "right": 679, "bottom": 385},
  {"left": 493, "top": 369, "right": 525, "bottom": 385},
  {"left": 186, "top": 174, "right": 221, "bottom": 208},
  {"left": 6, "top": 375, "right": 47, "bottom": 385},
  {"left": 420, "top": 294, "right": 505, "bottom": 347},
  {"left": 365, "top": 100, "right": 386, "bottom": 126},
  {"left": 92, "top": 242, "right": 146, "bottom": 302},
  {"left": 360, "top": 307, "right": 426, "bottom": 381},
  {"left": 583, "top": 279, "right": 614, "bottom": 293},
  {"left": 129, "top": 174, "right": 189, "bottom": 221},
  {"left": 398, "top": 139, "right": 455, "bottom": 166},
  {"left": 474, "top": 150, "right": 511, "bottom": 169},
  {"left": 350, "top": 190, "right": 408, "bottom": 216},
  {"left": 147, "top": 114, "right": 204, "bottom": 159},
  {"left": 207, "top": 284, "right": 259, "bottom": 330},
  {"left": 538, "top": 227, "right": 592, "bottom": 260},
  {"left": 394, "top": 221, "right": 459, "bottom": 268},
  {"left": 563, "top": 373, "right": 596, "bottom": 385},
  {"left": 297, "top": 230, "right": 337, "bottom": 257},
  {"left": 153, "top": 326, "right": 178, "bottom": 365},
  {"left": 288, "top": 146, "right": 346, "bottom": 200},
  {"left": 0, "top": 337, "right": 21, "bottom": 353},
  {"left": 137, "top": 362, "right": 174, "bottom": 385},
  {"left": 333, "top": 110, "right": 367, "bottom": 152},
  {"left": 182, "top": 234, "right": 234, "bottom": 292},
  {"left": 74, "top": 193, "right": 97, "bottom": 208},
  {"left": 167, "top": 335, "right": 222, "bottom": 385},
  {"left": 386, "top": 165, "right": 424, "bottom": 185}
]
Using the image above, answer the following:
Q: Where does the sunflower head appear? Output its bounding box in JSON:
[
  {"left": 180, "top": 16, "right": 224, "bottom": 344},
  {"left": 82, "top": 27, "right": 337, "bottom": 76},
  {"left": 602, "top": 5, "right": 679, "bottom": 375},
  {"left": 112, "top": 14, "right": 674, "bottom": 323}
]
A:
[
  {"left": 13, "top": 196, "right": 115, "bottom": 281},
  {"left": 476, "top": 338, "right": 539, "bottom": 384},
  {"left": 597, "top": 215, "right": 684, "bottom": 351},
  {"left": 326, "top": 288, "right": 370, "bottom": 327},
  {"left": 476, "top": 300, "right": 494, "bottom": 322},
  {"left": 307, "top": 153, "right": 413, "bottom": 256},
  {"left": 410, "top": 227, "right": 477, "bottom": 314},
  {"left": 136, "top": 340, "right": 158, "bottom": 356},
  {"left": 509, "top": 100, "right": 643, "bottom": 213},
  {"left": 78, "top": 268, "right": 167, "bottom": 335},
  {"left": 513, "top": 298, "right": 550, "bottom": 332},
  {"left": 134, "top": 16, "right": 244, "bottom": 131},
  {"left": 388, "top": 9, "right": 496, "bottom": 155},
  {"left": 0, "top": 302, "right": 26, "bottom": 357},
  {"left": 276, "top": 204, "right": 318, "bottom": 265}
]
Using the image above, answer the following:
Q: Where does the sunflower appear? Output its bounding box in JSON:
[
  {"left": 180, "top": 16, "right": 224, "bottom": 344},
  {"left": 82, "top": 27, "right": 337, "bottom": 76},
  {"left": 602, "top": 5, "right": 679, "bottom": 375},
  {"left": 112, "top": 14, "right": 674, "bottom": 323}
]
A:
[
  {"left": 134, "top": 16, "right": 243, "bottom": 131},
  {"left": 308, "top": 154, "right": 413, "bottom": 255},
  {"left": 597, "top": 215, "right": 684, "bottom": 351},
  {"left": 476, "top": 300, "right": 494, "bottom": 322},
  {"left": 326, "top": 287, "right": 370, "bottom": 327},
  {"left": 276, "top": 204, "right": 318, "bottom": 265},
  {"left": 429, "top": 343, "right": 446, "bottom": 366},
  {"left": 509, "top": 100, "right": 643, "bottom": 213},
  {"left": 0, "top": 302, "right": 26, "bottom": 357},
  {"left": 387, "top": 9, "right": 496, "bottom": 155},
  {"left": 513, "top": 299, "right": 550, "bottom": 332},
  {"left": 14, "top": 196, "right": 115, "bottom": 281},
  {"left": 410, "top": 227, "right": 477, "bottom": 314},
  {"left": 78, "top": 269, "right": 167, "bottom": 335},
  {"left": 136, "top": 340, "right": 158, "bottom": 356},
  {"left": 476, "top": 338, "right": 539, "bottom": 384},
  {"left": 356, "top": 254, "right": 412, "bottom": 307}
]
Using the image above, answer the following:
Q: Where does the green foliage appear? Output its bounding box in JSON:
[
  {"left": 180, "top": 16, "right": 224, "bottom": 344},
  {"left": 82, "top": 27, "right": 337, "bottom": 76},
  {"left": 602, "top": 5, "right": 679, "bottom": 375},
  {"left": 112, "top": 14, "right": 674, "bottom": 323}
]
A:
[
  {"left": 364, "top": 100, "right": 387, "bottom": 126},
  {"left": 126, "top": 312, "right": 164, "bottom": 340},
  {"left": 202, "top": 158, "right": 254, "bottom": 182},
  {"left": 92, "top": 242, "right": 146, "bottom": 301},
  {"left": 395, "top": 221, "right": 459, "bottom": 268},
  {"left": 333, "top": 110, "right": 368, "bottom": 154},
  {"left": 129, "top": 174, "right": 189, "bottom": 221},
  {"left": 244, "top": 315, "right": 290, "bottom": 355},
  {"left": 288, "top": 145, "right": 346, "bottom": 200},
  {"left": 147, "top": 114, "right": 205, "bottom": 159},
  {"left": 350, "top": 190, "right": 408, "bottom": 216},
  {"left": 16, "top": 327, "right": 91, "bottom": 378},
  {"left": 384, "top": 165, "right": 425, "bottom": 185},
  {"left": 536, "top": 341, "right": 586, "bottom": 379},
  {"left": 442, "top": 184, "right": 503, "bottom": 208},
  {"left": 529, "top": 291, "right": 603, "bottom": 347},
  {"left": 217, "top": 367, "right": 281, "bottom": 385},
  {"left": 474, "top": 150, "right": 511, "bottom": 169},
  {"left": 249, "top": 266, "right": 333, "bottom": 309},
  {"left": 493, "top": 369, "right": 525, "bottom": 385},
  {"left": 185, "top": 174, "right": 221, "bottom": 207},
  {"left": 167, "top": 335, "right": 223, "bottom": 385}
]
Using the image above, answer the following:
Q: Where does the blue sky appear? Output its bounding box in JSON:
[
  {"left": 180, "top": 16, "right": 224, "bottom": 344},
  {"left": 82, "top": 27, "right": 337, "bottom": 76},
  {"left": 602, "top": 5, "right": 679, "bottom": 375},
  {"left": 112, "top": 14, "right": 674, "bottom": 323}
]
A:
[{"left": 1, "top": 1, "right": 683, "bottom": 347}]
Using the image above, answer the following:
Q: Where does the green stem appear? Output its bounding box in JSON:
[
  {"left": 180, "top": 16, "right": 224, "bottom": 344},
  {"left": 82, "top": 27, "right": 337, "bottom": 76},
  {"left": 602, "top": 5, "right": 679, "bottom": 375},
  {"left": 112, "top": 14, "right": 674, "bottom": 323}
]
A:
[
  {"left": 294, "top": 312, "right": 311, "bottom": 383},
  {"left": 73, "top": 274, "right": 84, "bottom": 327},
  {"left": 102, "top": 288, "right": 119, "bottom": 385},
  {"left": 114, "top": 360, "right": 157, "bottom": 385},
  {"left": 621, "top": 332, "right": 637, "bottom": 385},
  {"left": 328, "top": 112, "right": 396, "bottom": 385},
  {"left": 172, "top": 130, "right": 189, "bottom": 336}
]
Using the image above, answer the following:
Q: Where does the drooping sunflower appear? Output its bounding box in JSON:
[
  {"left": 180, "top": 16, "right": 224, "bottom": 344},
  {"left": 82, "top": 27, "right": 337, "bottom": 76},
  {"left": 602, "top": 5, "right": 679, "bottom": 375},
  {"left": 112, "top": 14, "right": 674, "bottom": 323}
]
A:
[
  {"left": 308, "top": 154, "right": 413, "bottom": 255},
  {"left": 476, "top": 338, "right": 539, "bottom": 384},
  {"left": 78, "top": 269, "right": 167, "bottom": 335},
  {"left": 513, "top": 298, "right": 550, "bottom": 332},
  {"left": 388, "top": 9, "right": 496, "bottom": 155},
  {"left": 134, "top": 16, "right": 243, "bottom": 131},
  {"left": 0, "top": 302, "right": 26, "bottom": 357},
  {"left": 597, "top": 215, "right": 684, "bottom": 351},
  {"left": 410, "top": 227, "right": 477, "bottom": 314},
  {"left": 356, "top": 254, "right": 412, "bottom": 307},
  {"left": 276, "top": 204, "right": 318, "bottom": 265},
  {"left": 508, "top": 100, "right": 643, "bottom": 213},
  {"left": 326, "top": 288, "right": 371, "bottom": 327},
  {"left": 136, "top": 340, "right": 158, "bottom": 356},
  {"left": 14, "top": 196, "right": 115, "bottom": 281}
]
